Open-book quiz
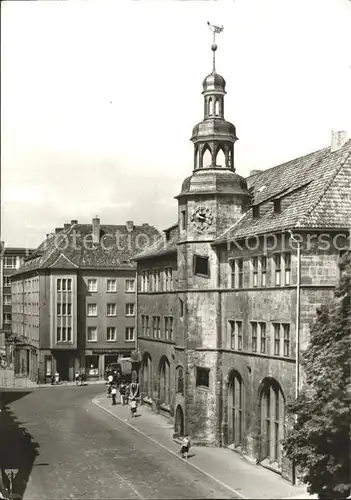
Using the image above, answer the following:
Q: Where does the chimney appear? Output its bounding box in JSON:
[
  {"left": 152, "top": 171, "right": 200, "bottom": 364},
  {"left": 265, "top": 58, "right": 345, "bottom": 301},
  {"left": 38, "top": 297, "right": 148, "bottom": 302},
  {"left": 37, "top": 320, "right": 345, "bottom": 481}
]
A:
[
  {"left": 92, "top": 216, "right": 100, "bottom": 244},
  {"left": 249, "top": 169, "right": 263, "bottom": 177},
  {"left": 63, "top": 223, "right": 70, "bottom": 230},
  {"left": 331, "top": 130, "right": 348, "bottom": 152},
  {"left": 71, "top": 220, "right": 78, "bottom": 225},
  {"left": 55, "top": 228, "right": 62, "bottom": 234},
  {"left": 126, "top": 221, "right": 134, "bottom": 233}
]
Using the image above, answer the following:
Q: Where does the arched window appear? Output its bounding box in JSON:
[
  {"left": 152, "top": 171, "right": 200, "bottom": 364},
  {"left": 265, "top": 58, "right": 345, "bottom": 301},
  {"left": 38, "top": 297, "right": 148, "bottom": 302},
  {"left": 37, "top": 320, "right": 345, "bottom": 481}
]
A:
[
  {"left": 141, "top": 353, "right": 153, "bottom": 399},
  {"left": 227, "top": 371, "right": 243, "bottom": 447},
  {"left": 195, "top": 149, "right": 200, "bottom": 170},
  {"left": 176, "top": 366, "right": 184, "bottom": 395},
  {"left": 259, "top": 378, "right": 285, "bottom": 465},
  {"left": 159, "top": 356, "right": 171, "bottom": 406},
  {"left": 202, "top": 147, "right": 212, "bottom": 169},
  {"left": 216, "top": 148, "right": 226, "bottom": 168},
  {"left": 215, "top": 99, "right": 220, "bottom": 116},
  {"left": 208, "top": 98, "right": 213, "bottom": 116}
]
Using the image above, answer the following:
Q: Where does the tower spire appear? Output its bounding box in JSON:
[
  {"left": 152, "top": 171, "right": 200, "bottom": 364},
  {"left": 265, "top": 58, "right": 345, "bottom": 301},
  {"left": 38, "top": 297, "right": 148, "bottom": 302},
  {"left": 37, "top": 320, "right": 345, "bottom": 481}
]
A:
[{"left": 207, "top": 22, "right": 224, "bottom": 72}]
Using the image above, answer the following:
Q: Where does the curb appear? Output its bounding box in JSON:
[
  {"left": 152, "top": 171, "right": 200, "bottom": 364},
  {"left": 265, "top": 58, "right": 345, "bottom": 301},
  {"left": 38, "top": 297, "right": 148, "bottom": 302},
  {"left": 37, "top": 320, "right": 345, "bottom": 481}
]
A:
[
  {"left": 0, "top": 381, "right": 106, "bottom": 390},
  {"left": 92, "top": 397, "right": 246, "bottom": 499}
]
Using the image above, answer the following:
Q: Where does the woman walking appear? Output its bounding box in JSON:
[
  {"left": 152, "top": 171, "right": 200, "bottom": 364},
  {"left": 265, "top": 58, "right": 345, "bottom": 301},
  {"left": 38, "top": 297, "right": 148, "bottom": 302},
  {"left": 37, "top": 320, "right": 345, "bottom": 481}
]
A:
[{"left": 180, "top": 435, "right": 191, "bottom": 459}]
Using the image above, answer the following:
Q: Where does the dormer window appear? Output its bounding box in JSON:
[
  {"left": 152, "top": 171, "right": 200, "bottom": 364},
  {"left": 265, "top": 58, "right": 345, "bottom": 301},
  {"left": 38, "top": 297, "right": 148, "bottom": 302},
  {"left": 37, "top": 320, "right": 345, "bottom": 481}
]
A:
[
  {"left": 252, "top": 206, "right": 259, "bottom": 218},
  {"left": 274, "top": 199, "right": 281, "bottom": 214}
]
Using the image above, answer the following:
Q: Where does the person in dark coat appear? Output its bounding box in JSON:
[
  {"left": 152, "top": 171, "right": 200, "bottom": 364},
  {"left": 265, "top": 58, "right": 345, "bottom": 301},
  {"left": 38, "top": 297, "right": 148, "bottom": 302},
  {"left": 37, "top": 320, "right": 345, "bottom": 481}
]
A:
[
  {"left": 119, "top": 381, "right": 127, "bottom": 405},
  {"left": 111, "top": 385, "right": 117, "bottom": 405}
]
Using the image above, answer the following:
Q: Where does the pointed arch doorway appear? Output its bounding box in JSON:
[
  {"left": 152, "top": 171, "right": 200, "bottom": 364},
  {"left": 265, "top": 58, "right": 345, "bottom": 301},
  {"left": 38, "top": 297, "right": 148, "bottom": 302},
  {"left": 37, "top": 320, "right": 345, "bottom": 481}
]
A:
[{"left": 174, "top": 404, "right": 184, "bottom": 438}]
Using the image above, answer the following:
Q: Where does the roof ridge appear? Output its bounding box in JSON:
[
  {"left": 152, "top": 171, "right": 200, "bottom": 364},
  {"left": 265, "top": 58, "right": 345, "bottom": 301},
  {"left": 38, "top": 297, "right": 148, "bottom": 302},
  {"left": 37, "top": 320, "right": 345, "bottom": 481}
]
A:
[
  {"left": 245, "top": 146, "right": 328, "bottom": 179},
  {"left": 295, "top": 149, "right": 351, "bottom": 228}
]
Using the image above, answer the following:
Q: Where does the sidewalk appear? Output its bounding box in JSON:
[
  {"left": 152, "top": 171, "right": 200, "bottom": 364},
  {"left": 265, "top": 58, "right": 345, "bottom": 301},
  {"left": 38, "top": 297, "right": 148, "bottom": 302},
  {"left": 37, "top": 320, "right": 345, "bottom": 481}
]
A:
[
  {"left": 92, "top": 393, "right": 314, "bottom": 500},
  {"left": 0, "top": 368, "right": 106, "bottom": 389}
]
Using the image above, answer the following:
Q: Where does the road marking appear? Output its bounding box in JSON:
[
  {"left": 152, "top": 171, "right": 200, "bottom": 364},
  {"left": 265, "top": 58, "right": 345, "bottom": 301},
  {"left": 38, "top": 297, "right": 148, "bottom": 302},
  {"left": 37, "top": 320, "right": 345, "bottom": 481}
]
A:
[{"left": 92, "top": 398, "right": 246, "bottom": 499}]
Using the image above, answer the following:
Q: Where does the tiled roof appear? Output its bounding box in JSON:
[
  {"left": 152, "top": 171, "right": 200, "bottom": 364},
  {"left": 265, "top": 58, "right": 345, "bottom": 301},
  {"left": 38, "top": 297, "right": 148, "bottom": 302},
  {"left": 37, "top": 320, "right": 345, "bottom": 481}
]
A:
[
  {"left": 215, "top": 139, "right": 351, "bottom": 243},
  {"left": 133, "top": 224, "right": 179, "bottom": 261},
  {"left": 12, "top": 222, "right": 161, "bottom": 276},
  {"left": 133, "top": 140, "right": 351, "bottom": 259}
]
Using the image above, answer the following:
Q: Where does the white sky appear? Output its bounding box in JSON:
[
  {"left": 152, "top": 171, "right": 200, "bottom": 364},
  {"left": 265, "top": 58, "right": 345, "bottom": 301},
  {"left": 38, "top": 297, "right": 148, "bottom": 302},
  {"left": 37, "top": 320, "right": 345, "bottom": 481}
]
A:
[{"left": 1, "top": 0, "right": 351, "bottom": 247}]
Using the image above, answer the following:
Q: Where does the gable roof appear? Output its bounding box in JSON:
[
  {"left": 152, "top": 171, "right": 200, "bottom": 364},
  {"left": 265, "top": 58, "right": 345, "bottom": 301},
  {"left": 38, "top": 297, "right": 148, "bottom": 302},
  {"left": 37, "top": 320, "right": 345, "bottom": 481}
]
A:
[
  {"left": 215, "top": 139, "right": 351, "bottom": 244},
  {"left": 133, "top": 223, "right": 178, "bottom": 261},
  {"left": 12, "top": 222, "right": 161, "bottom": 276},
  {"left": 49, "top": 253, "right": 79, "bottom": 269}
]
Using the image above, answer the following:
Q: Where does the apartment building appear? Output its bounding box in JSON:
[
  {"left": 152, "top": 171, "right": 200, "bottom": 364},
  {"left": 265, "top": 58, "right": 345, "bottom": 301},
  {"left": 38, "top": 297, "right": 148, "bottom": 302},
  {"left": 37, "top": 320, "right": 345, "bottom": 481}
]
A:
[
  {"left": 134, "top": 37, "right": 351, "bottom": 481},
  {"left": 0, "top": 246, "right": 33, "bottom": 363},
  {"left": 10, "top": 218, "right": 160, "bottom": 382}
]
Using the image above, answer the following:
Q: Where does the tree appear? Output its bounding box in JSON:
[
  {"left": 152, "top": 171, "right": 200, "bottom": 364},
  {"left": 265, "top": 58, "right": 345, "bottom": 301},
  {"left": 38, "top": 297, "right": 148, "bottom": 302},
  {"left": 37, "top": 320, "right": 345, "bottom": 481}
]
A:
[{"left": 283, "top": 252, "right": 351, "bottom": 499}]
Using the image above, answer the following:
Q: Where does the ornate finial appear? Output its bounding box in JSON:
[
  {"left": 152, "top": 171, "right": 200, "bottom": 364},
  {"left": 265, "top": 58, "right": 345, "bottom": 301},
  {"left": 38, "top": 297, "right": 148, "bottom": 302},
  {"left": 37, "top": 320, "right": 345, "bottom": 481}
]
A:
[{"left": 207, "top": 22, "right": 224, "bottom": 72}]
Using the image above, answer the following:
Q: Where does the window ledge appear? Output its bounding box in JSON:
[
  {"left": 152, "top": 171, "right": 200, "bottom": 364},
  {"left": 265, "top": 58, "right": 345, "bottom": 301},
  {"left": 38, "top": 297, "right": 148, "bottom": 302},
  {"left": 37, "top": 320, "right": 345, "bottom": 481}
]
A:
[{"left": 196, "top": 385, "right": 210, "bottom": 392}]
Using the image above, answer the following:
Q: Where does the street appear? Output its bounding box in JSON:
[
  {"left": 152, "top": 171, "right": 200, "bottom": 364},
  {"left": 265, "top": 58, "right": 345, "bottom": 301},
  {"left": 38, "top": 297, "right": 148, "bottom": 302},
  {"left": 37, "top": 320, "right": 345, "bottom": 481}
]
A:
[{"left": 0, "top": 386, "right": 238, "bottom": 499}]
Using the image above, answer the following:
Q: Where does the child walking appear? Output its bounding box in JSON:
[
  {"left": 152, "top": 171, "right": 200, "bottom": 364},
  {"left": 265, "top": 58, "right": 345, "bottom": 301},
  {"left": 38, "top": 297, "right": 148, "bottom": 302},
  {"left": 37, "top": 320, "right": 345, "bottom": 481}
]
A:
[
  {"left": 130, "top": 399, "right": 137, "bottom": 418},
  {"left": 180, "top": 435, "right": 190, "bottom": 459}
]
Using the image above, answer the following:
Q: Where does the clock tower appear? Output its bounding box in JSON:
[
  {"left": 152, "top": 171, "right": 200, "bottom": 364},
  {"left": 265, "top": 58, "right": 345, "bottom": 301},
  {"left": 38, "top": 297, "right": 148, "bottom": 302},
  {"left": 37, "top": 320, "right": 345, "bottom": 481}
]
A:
[{"left": 175, "top": 24, "right": 250, "bottom": 445}]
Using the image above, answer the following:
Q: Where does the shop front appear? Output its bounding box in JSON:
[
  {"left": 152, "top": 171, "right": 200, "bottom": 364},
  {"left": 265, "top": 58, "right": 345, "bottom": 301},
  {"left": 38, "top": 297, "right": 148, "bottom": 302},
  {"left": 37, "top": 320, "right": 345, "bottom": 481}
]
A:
[{"left": 83, "top": 349, "right": 132, "bottom": 379}]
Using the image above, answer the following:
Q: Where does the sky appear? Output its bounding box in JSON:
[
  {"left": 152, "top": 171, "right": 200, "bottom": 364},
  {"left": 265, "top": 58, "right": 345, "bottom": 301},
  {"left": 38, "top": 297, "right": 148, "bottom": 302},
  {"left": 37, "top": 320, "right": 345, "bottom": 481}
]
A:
[{"left": 1, "top": 0, "right": 351, "bottom": 248}]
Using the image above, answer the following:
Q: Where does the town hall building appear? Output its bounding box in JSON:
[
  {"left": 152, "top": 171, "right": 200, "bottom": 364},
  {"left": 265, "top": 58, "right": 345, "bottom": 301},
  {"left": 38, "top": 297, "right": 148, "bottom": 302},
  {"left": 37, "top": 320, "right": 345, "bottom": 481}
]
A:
[{"left": 134, "top": 28, "right": 351, "bottom": 480}]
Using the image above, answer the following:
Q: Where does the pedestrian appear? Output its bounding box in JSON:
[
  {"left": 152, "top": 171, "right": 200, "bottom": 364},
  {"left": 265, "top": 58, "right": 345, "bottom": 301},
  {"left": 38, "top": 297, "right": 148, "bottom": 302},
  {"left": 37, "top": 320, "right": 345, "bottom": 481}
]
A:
[
  {"left": 129, "top": 381, "right": 139, "bottom": 400},
  {"left": 111, "top": 385, "right": 117, "bottom": 405},
  {"left": 51, "top": 373, "right": 55, "bottom": 385},
  {"left": 106, "top": 383, "right": 112, "bottom": 398},
  {"left": 125, "top": 383, "right": 130, "bottom": 405},
  {"left": 54, "top": 371, "right": 60, "bottom": 385},
  {"left": 119, "top": 381, "right": 126, "bottom": 405},
  {"left": 180, "top": 435, "right": 191, "bottom": 459},
  {"left": 75, "top": 371, "right": 80, "bottom": 386},
  {"left": 130, "top": 398, "right": 137, "bottom": 418}
]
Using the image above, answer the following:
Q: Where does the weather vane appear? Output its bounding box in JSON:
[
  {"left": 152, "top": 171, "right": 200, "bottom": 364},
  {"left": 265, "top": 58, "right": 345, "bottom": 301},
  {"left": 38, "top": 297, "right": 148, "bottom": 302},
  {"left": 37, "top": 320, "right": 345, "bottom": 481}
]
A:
[{"left": 207, "top": 22, "right": 224, "bottom": 71}]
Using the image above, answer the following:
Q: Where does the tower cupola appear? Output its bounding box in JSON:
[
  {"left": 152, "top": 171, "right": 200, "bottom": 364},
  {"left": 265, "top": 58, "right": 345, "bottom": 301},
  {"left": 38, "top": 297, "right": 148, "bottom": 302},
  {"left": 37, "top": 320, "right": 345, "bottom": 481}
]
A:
[{"left": 191, "top": 23, "right": 238, "bottom": 171}]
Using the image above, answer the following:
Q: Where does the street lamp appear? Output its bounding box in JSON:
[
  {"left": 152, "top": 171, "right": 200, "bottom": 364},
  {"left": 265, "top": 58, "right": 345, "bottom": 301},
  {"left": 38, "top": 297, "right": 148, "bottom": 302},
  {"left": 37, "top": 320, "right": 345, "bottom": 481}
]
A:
[{"left": 288, "top": 230, "right": 301, "bottom": 400}]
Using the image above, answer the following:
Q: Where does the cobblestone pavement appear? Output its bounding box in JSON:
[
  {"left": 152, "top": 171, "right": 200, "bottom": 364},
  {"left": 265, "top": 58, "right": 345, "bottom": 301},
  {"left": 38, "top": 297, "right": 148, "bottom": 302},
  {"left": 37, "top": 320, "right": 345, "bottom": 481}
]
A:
[{"left": 0, "top": 385, "right": 239, "bottom": 499}]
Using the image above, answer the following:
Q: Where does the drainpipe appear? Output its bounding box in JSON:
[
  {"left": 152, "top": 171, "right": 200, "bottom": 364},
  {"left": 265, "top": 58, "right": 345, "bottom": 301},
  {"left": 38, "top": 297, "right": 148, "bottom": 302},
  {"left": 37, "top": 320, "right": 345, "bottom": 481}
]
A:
[
  {"left": 289, "top": 230, "right": 301, "bottom": 485},
  {"left": 289, "top": 231, "right": 301, "bottom": 399}
]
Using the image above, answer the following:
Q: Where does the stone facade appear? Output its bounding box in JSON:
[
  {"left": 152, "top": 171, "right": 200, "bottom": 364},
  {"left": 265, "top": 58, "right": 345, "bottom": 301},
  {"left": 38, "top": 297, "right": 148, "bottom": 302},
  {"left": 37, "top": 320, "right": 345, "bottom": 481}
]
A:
[{"left": 135, "top": 37, "right": 351, "bottom": 482}]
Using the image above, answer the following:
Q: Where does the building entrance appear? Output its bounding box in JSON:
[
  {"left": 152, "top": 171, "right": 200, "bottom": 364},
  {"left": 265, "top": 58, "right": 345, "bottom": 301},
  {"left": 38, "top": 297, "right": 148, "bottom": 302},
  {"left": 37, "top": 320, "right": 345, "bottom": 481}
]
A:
[
  {"left": 174, "top": 405, "right": 184, "bottom": 438},
  {"left": 54, "top": 352, "right": 72, "bottom": 381}
]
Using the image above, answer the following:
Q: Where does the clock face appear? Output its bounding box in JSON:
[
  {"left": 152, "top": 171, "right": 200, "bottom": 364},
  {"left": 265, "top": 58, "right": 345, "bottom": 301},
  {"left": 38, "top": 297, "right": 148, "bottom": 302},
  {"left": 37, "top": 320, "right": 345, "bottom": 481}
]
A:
[{"left": 190, "top": 205, "right": 214, "bottom": 231}]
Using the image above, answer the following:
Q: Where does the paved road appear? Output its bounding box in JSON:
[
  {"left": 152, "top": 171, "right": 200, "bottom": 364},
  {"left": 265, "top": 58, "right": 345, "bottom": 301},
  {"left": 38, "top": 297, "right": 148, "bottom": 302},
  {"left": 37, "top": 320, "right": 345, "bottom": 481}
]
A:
[{"left": 0, "top": 386, "right": 238, "bottom": 499}]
